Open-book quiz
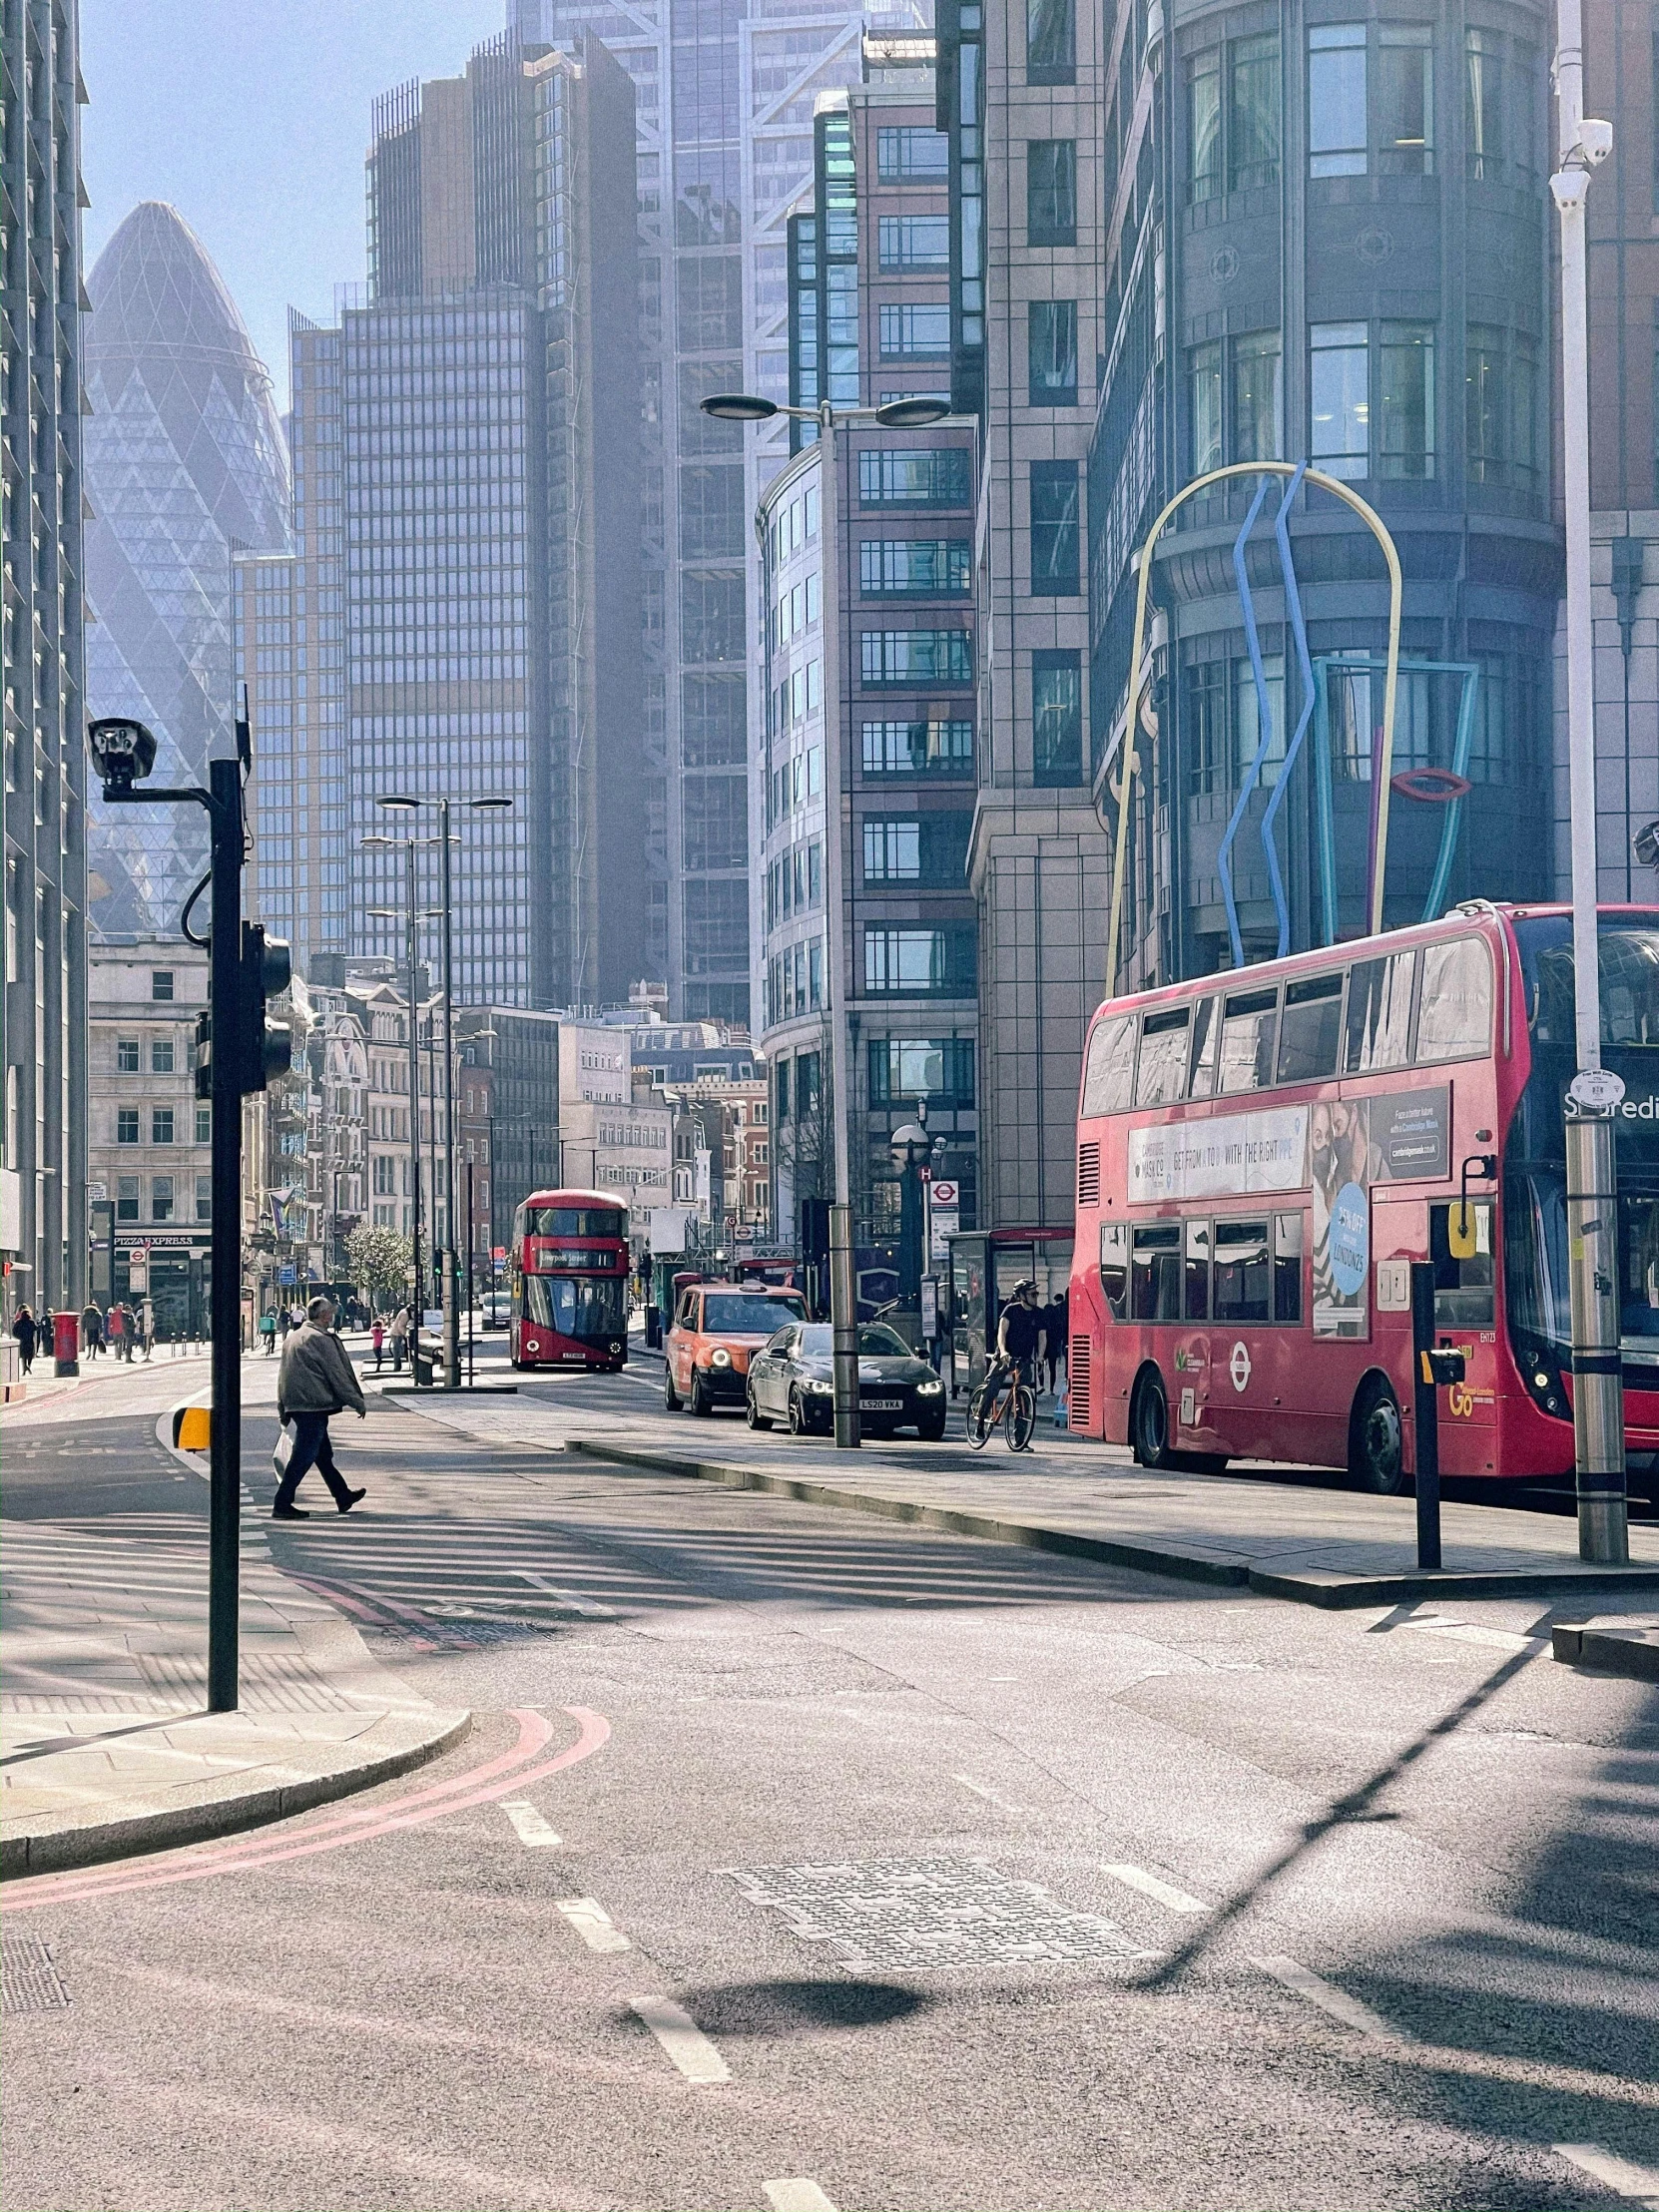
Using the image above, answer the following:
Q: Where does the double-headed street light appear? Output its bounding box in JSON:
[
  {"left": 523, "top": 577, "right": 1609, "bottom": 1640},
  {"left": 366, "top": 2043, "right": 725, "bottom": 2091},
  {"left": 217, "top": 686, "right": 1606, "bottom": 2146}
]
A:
[{"left": 701, "top": 389, "right": 950, "bottom": 1449}]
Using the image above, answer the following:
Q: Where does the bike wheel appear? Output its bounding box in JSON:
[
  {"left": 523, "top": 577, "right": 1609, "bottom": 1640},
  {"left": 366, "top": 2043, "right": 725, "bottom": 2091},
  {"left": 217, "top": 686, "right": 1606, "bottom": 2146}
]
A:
[
  {"left": 965, "top": 1382, "right": 995, "bottom": 1449},
  {"left": 1007, "top": 1385, "right": 1037, "bottom": 1452}
]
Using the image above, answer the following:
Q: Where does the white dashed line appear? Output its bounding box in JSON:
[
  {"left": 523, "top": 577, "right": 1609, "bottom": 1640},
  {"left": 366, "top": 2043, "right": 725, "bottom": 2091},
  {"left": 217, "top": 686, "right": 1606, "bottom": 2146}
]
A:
[
  {"left": 1553, "top": 2145, "right": 1659, "bottom": 2208},
  {"left": 1102, "top": 1863, "right": 1207, "bottom": 1915},
  {"left": 632, "top": 1996, "right": 731, "bottom": 2084},
  {"left": 513, "top": 1569, "right": 617, "bottom": 1617},
  {"left": 953, "top": 1773, "right": 1032, "bottom": 1814},
  {"left": 764, "top": 2182, "right": 839, "bottom": 2212},
  {"left": 1251, "top": 1954, "right": 1404, "bottom": 2040},
  {"left": 555, "top": 1897, "right": 631, "bottom": 1952},
  {"left": 501, "top": 1800, "right": 561, "bottom": 1848}
]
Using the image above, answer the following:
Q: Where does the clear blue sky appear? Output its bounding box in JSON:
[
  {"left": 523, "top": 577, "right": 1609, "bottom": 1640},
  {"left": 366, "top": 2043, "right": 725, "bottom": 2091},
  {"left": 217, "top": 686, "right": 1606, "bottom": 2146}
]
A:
[{"left": 81, "top": 0, "right": 507, "bottom": 409}]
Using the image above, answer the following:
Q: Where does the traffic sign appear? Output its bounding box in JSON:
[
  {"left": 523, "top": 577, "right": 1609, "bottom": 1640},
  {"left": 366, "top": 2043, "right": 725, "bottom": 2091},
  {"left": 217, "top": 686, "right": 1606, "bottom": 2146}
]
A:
[{"left": 930, "top": 1180, "right": 959, "bottom": 1207}]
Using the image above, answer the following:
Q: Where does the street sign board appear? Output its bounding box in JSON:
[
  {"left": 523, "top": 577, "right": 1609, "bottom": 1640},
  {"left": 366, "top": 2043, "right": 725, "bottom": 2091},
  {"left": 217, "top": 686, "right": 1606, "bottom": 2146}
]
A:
[
  {"left": 276, "top": 1263, "right": 296, "bottom": 1286},
  {"left": 930, "top": 1180, "right": 959, "bottom": 1208},
  {"left": 1567, "top": 1067, "right": 1626, "bottom": 1112}
]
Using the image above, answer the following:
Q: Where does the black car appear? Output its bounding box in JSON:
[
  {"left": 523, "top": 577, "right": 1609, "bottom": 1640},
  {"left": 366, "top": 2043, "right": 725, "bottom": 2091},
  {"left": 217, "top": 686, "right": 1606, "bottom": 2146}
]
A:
[{"left": 746, "top": 1321, "right": 948, "bottom": 1440}]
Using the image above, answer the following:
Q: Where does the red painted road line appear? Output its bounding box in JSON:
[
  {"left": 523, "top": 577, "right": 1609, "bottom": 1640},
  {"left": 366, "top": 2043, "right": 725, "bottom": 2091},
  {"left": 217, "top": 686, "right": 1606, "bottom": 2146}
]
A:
[
  {"left": 287, "top": 1570, "right": 439, "bottom": 1650},
  {"left": 4, "top": 1706, "right": 609, "bottom": 1913}
]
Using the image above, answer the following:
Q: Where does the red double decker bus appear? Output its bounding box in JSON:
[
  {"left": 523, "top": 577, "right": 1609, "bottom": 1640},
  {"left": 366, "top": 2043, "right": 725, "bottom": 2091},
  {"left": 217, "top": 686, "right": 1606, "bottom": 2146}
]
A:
[
  {"left": 1068, "top": 903, "right": 1659, "bottom": 1500},
  {"left": 509, "top": 1189, "right": 631, "bottom": 1373}
]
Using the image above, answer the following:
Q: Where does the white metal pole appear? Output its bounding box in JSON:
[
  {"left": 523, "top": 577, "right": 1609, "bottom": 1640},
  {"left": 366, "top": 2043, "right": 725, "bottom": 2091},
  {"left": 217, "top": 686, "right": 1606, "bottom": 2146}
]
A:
[{"left": 1552, "top": 0, "right": 1627, "bottom": 1563}]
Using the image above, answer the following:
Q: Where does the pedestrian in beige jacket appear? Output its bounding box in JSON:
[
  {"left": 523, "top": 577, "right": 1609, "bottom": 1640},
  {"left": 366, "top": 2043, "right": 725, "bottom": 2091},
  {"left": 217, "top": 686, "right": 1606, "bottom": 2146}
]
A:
[{"left": 274, "top": 1297, "right": 367, "bottom": 1518}]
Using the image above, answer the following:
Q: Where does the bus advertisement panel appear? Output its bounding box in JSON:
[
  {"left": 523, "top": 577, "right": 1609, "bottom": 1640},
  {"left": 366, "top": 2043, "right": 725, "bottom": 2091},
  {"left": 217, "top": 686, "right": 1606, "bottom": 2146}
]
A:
[{"left": 1069, "top": 904, "right": 1659, "bottom": 1500}]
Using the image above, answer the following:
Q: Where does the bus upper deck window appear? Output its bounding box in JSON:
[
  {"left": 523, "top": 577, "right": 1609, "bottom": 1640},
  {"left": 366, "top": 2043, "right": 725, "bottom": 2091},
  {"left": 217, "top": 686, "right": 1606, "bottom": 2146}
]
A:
[
  {"left": 1082, "top": 1012, "right": 1135, "bottom": 1115},
  {"left": 1416, "top": 938, "right": 1491, "bottom": 1064},
  {"left": 1100, "top": 1220, "right": 1128, "bottom": 1319},
  {"left": 1136, "top": 1005, "right": 1191, "bottom": 1107},
  {"left": 1344, "top": 949, "right": 1414, "bottom": 1073},
  {"left": 1218, "top": 988, "right": 1279, "bottom": 1095},
  {"left": 1188, "top": 995, "right": 1220, "bottom": 1097},
  {"left": 1277, "top": 973, "right": 1344, "bottom": 1084}
]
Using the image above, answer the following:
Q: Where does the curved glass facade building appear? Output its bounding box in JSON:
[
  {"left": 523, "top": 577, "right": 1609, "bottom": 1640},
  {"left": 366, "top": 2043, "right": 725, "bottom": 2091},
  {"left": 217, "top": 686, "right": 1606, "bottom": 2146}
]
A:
[{"left": 83, "top": 200, "right": 288, "bottom": 939}]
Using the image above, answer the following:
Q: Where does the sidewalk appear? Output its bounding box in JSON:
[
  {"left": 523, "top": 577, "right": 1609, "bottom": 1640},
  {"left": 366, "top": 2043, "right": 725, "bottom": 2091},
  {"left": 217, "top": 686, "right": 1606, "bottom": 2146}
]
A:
[
  {"left": 4, "top": 1340, "right": 213, "bottom": 1408},
  {"left": 390, "top": 1369, "right": 1659, "bottom": 1613},
  {"left": 2, "top": 1407, "right": 466, "bottom": 1877}
]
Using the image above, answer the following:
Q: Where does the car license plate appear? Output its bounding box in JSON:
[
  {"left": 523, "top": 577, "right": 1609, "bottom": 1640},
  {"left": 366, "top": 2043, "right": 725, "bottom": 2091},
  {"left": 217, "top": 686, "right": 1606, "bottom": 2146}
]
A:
[{"left": 859, "top": 1396, "right": 902, "bottom": 1411}]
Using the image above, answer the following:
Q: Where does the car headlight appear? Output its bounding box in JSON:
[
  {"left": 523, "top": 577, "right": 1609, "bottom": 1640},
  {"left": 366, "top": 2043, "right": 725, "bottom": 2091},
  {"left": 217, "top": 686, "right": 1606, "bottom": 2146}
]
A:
[
  {"left": 808, "top": 1377, "right": 833, "bottom": 1392},
  {"left": 708, "top": 1347, "right": 732, "bottom": 1369},
  {"left": 917, "top": 1379, "right": 943, "bottom": 1394}
]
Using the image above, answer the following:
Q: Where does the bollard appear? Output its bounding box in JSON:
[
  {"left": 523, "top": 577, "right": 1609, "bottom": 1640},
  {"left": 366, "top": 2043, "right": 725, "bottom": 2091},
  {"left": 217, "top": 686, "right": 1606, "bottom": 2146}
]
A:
[{"left": 1409, "top": 1261, "right": 1465, "bottom": 1571}]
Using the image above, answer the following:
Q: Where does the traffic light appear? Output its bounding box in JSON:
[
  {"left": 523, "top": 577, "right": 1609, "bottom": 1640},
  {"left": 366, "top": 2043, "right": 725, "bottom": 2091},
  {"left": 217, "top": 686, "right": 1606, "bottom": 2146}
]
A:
[{"left": 238, "top": 923, "right": 291, "bottom": 1094}]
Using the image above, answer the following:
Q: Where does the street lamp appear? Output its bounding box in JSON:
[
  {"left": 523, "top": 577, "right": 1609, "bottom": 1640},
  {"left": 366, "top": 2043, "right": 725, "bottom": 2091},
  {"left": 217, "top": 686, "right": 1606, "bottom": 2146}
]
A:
[
  {"left": 889, "top": 1119, "right": 931, "bottom": 1320},
  {"left": 701, "top": 388, "right": 952, "bottom": 1448},
  {"left": 1551, "top": 0, "right": 1626, "bottom": 1564},
  {"left": 369, "top": 793, "right": 513, "bottom": 1390}
]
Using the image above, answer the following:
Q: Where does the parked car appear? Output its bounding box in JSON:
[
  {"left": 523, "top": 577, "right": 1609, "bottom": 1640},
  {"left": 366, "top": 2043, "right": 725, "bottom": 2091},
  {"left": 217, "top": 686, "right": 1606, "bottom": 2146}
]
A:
[
  {"left": 746, "top": 1321, "right": 947, "bottom": 1440},
  {"left": 664, "top": 1283, "right": 809, "bottom": 1416}
]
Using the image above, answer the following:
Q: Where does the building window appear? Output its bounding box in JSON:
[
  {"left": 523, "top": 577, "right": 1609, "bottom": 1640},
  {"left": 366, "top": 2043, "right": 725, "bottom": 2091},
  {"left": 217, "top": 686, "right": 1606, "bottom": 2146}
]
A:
[
  {"left": 868, "top": 1037, "right": 975, "bottom": 1108},
  {"left": 878, "top": 303, "right": 951, "bottom": 360},
  {"left": 1466, "top": 325, "right": 1537, "bottom": 488},
  {"left": 153, "top": 1108, "right": 175, "bottom": 1146},
  {"left": 1032, "top": 651, "right": 1082, "bottom": 786},
  {"left": 1027, "top": 141, "right": 1076, "bottom": 246},
  {"left": 196, "top": 1105, "right": 212, "bottom": 1145},
  {"left": 1231, "top": 34, "right": 1281, "bottom": 191},
  {"left": 1188, "top": 52, "right": 1222, "bottom": 204},
  {"left": 1189, "top": 342, "right": 1223, "bottom": 476},
  {"left": 1029, "top": 461, "right": 1081, "bottom": 594},
  {"left": 1184, "top": 660, "right": 1230, "bottom": 797},
  {"left": 858, "top": 540, "right": 971, "bottom": 597},
  {"left": 151, "top": 970, "right": 175, "bottom": 1001},
  {"left": 117, "top": 1108, "right": 140, "bottom": 1146},
  {"left": 1028, "top": 300, "right": 1077, "bottom": 407},
  {"left": 861, "top": 720, "right": 974, "bottom": 775},
  {"left": 863, "top": 925, "right": 975, "bottom": 995},
  {"left": 1379, "top": 26, "right": 1433, "bottom": 176},
  {"left": 1025, "top": 0, "right": 1074, "bottom": 85},
  {"left": 860, "top": 630, "right": 973, "bottom": 687},
  {"left": 863, "top": 821, "right": 922, "bottom": 882},
  {"left": 117, "top": 1175, "right": 140, "bottom": 1224},
  {"left": 1310, "top": 321, "right": 1370, "bottom": 479},
  {"left": 151, "top": 1037, "right": 175, "bottom": 1074},
  {"left": 1234, "top": 332, "right": 1283, "bottom": 462},
  {"left": 858, "top": 448, "right": 972, "bottom": 507},
  {"left": 876, "top": 126, "right": 948, "bottom": 182},
  {"left": 152, "top": 1176, "right": 175, "bottom": 1223},
  {"left": 878, "top": 217, "right": 950, "bottom": 271},
  {"left": 196, "top": 1176, "right": 212, "bottom": 1223},
  {"left": 1379, "top": 322, "right": 1435, "bottom": 478},
  {"left": 1464, "top": 30, "right": 1502, "bottom": 180},
  {"left": 1235, "top": 655, "right": 1287, "bottom": 787},
  {"left": 117, "top": 1038, "right": 139, "bottom": 1073},
  {"left": 1310, "top": 25, "right": 1367, "bottom": 177}
]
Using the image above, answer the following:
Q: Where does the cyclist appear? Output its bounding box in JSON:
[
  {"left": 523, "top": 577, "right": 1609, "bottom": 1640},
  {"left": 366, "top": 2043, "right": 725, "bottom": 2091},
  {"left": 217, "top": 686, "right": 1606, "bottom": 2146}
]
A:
[{"left": 994, "top": 1282, "right": 1046, "bottom": 1427}]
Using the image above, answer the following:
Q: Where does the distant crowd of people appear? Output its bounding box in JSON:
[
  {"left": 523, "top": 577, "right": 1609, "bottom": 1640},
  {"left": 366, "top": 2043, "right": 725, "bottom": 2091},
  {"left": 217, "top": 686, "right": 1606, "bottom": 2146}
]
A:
[{"left": 7, "top": 1299, "right": 172, "bottom": 1375}]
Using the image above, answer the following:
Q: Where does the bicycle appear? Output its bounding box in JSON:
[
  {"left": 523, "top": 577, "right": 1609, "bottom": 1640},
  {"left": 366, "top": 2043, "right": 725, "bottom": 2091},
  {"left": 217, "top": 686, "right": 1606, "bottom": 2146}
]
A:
[{"left": 966, "top": 1357, "right": 1037, "bottom": 1452}]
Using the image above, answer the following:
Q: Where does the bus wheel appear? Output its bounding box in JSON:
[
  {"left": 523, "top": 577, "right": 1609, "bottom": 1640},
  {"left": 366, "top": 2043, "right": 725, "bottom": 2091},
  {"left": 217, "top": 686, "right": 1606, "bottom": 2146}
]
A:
[
  {"left": 1350, "top": 1376, "right": 1405, "bottom": 1494},
  {"left": 1130, "top": 1369, "right": 1175, "bottom": 1468}
]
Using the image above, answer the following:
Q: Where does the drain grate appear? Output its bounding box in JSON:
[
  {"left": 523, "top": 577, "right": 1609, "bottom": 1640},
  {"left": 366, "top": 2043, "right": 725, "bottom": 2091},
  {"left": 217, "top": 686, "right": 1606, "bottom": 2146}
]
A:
[
  {"left": 2, "top": 1936, "right": 70, "bottom": 2015},
  {"left": 725, "top": 1856, "right": 1156, "bottom": 1971}
]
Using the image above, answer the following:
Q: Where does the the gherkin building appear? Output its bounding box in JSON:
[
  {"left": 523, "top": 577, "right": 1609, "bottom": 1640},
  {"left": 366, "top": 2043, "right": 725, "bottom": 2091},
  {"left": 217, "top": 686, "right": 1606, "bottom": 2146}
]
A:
[{"left": 83, "top": 201, "right": 289, "bottom": 938}]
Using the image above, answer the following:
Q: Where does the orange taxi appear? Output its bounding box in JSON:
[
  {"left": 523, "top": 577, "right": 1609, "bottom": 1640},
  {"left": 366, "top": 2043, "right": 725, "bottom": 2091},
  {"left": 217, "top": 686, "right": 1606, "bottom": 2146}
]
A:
[{"left": 664, "top": 1282, "right": 809, "bottom": 1416}]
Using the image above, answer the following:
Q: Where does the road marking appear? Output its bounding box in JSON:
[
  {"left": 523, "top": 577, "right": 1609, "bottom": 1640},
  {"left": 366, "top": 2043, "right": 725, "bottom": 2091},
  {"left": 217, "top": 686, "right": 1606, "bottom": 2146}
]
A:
[
  {"left": 632, "top": 1996, "right": 730, "bottom": 2084},
  {"left": 1553, "top": 2145, "right": 1659, "bottom": 2207},
  {"left": 501, "top": 1801, "right": 560, "bottom": 1848},
  {"left": 953, "top": 1773, "right": 1031, "bottom": 1814},
  {"left": 513, "top": 1570, "right": 617, "bottom": 1617},
  {"left": 1251, "top": 1954, "right": 1404, "bottom": 2040},
  {"left": 1102, "top": 1863, "right": 1207, "bottom": 1915},
  {"left": 765, "top": 2182, "right": 838, "bottom": 2212},
  {"left": 1401, "top": 1620, "right": 1545, "bottom": 1654},
  {"left": 556, "top": 1897, "right": 631, "bottom": 1952}
]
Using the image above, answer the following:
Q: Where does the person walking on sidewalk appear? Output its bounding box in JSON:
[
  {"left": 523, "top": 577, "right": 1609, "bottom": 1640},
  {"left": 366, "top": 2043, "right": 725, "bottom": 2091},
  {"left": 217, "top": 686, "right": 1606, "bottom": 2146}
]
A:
[
  {"left": 81, "top": 1302, "right": 104, "bottom": 1359},
  {"left": 370, "top": 1315, "right": 385, "bottom": 1373},
  {"left": 139, "top": 1298, "right": 156, "bottom": 1362},
  {"left": 388, "top": 1305, "right": 409, "bottom": 1373},
  {"left": 274, "top": 1296, "right": 367, "bottom": 1519},
  {"left": 12, "top": 1305, "right": 38, "bottom": 1376},
  {"left": 107, "top": 1301, "right": 129, "bottom": 1361}
]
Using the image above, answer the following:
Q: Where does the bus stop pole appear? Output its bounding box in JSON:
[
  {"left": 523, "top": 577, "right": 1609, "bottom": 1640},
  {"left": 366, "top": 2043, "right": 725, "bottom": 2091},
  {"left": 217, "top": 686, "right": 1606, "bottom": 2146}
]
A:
[{"left": 1409, "top": 1263, "right": 1442, "bottom": 1572}]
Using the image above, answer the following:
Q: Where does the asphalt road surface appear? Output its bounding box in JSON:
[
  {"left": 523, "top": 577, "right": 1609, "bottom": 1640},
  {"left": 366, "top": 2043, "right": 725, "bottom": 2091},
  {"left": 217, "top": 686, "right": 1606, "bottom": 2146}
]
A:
[{"left": 4, "top": 1352, "right": 1657, "bottom": 2212}]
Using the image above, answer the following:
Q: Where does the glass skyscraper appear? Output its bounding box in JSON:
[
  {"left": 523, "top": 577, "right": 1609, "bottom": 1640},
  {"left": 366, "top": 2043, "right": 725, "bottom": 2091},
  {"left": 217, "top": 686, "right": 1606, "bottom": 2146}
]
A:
[
  {"left": 509, "top": 0, "right": 928, "bottom": 1024},
  {"left": 83, "top": 201, "right": 290, "bottom": 940}
]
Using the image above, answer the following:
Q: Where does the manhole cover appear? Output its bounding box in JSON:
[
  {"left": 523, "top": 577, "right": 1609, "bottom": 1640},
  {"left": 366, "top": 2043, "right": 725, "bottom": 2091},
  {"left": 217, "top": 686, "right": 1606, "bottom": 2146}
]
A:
[
  {"left": 725, "top": 1856, "right": 1155, "bottom": 1970},
  {"left": 2, "top": 1936, "right": 70, "bottom": 2015}
]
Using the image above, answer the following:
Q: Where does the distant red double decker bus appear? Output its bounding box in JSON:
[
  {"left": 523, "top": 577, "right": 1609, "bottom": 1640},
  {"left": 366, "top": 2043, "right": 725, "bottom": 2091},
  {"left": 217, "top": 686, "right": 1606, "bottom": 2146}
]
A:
[
  {"left": 1068, "top": 903, "right": 1659, "bottom": 1501},
  {"left": 509, "top": 1189, "right": 630, "bottom": 1373}
]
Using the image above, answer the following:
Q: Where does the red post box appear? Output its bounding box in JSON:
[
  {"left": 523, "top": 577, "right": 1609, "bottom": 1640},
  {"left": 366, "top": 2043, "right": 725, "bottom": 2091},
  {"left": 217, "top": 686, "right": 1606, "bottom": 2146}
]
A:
[{"left": 53, "top": 1309, "right": 80, "bottom": 1378}]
